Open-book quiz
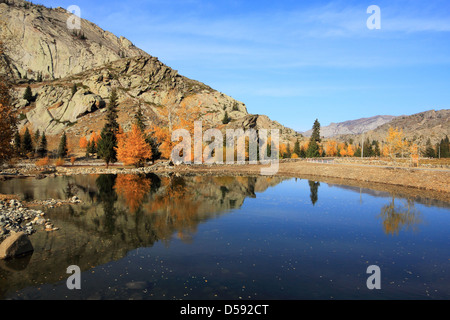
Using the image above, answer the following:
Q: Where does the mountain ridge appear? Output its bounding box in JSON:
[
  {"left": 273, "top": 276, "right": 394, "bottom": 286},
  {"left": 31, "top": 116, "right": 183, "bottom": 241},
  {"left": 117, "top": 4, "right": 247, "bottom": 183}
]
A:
[{"left": 0, "top": 0, "right": 303, "bottom": 147}]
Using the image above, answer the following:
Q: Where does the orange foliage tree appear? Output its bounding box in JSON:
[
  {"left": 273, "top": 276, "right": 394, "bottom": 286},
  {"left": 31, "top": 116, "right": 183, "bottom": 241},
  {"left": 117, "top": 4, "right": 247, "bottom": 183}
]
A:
[
  {"left": 153, "top": 90, "right": 202, "bottom": 161},
  {"left": 0, "top": 41, "right": 17, "bottom": 164},
  {"left": 325, "top": 140, "right": 338, "bottom": 157},
  {"left": 79, "top": 136, "right": 88, "bottom": 149},
  {"left": 347, "top": 144, "right": 355, "bottom": 157},
  {"left": 117, "top": 124, "right": 153, "bottom": 167}
]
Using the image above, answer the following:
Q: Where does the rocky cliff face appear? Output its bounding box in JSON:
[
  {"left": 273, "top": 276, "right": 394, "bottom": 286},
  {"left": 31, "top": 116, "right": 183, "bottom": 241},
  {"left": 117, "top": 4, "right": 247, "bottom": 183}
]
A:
[
  {"left": 1, "top": 0, "right": 301, "bottom": 147},
  {"left": 0, "top": 0, "right": 148, "bottom": 81}
]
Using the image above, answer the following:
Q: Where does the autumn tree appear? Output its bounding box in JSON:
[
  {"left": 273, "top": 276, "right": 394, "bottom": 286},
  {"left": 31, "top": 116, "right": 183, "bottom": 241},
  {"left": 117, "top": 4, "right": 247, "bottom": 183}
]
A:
[
  {"left": 134, "top": 104, "right": 161, "bottom": 163},
  {"left": 325, "top": 140, "right": 338, "bottom": 157},
  {"left": 79, "top": 136, "right": 88, "bottom": 149},
  {"left": 117, "top": 124, "right": 153, "bottom": 167},
  {"left": 153, "top": 89, "right": 202, "bottom": 161},
  {"left": 0, "top": 74, "right": 17, "bottom": 164},
  {"left": 385, "top": 127, "right": 408, "bottom": 161}
]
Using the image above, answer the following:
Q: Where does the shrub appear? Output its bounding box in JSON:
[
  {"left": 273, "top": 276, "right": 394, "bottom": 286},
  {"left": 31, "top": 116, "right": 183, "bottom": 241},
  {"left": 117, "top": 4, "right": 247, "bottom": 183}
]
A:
[
  {"left": 55, "top": 158, "right": 65, "bottom": 166},
  {"left": 35, "top": 157, "right": 49, "bottom": 167}
]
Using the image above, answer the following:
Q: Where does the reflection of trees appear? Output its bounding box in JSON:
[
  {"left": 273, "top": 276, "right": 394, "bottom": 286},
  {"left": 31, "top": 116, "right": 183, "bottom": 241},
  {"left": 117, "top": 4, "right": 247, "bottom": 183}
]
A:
[
  {"left": 379, "top": 196, "right": 422, "bottom": 236},
  {"left": 308, "top": 180, "right": 320, "bottom": 206},
  {"left": 114, "top": 174, "right": 152, "bottom": 213},
  {"left": 96, "top": 174, "right": 117, "bottom": 235},
  {"left": 144, "top": 175, "right": 201, "bottom": 242}
]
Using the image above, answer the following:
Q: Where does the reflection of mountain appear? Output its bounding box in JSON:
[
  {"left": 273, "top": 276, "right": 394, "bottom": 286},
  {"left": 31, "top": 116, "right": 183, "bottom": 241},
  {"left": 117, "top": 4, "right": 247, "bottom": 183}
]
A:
[{"left": 0, "top": 174, "right": 287, "bottom": 299}]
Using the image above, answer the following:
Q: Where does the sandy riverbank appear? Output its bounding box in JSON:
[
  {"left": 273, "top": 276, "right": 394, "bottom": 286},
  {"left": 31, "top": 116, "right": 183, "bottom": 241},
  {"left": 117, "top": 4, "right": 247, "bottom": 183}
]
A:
[{"left": 1, "top": 159, "right": 450, "bottom": 203}]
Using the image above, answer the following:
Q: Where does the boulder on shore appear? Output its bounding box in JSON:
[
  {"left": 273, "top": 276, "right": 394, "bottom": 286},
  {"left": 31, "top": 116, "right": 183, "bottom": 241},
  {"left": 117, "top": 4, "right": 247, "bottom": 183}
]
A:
[{"left": 0, "top": 231, "right": 34, "bottom": 260}]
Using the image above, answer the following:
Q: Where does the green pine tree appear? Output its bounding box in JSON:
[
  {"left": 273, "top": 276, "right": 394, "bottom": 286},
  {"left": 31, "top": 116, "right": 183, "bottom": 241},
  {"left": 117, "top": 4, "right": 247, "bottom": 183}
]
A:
[
  {"left": 37, "top": 132, "right": 47, "bottom": 158},
  {"left": 134, "top": 104, "right": 146, "bottom": 132},
  {"left": 57, "top": 131, "right": 68, "bottom": 158},
  {"left": 293, "top": 139, "right": 301, "bottom": 157},
  {"left": 97, "top": 89, "right": 120, "bottom": 167},
  {"left": 222, "top": 111, "right": 230, "bottom": 124},
  {"left": 23, "top": 86, "right": 33, "bottom": 102},
  {"left": 14, "top": 132, "right": 22, "bottom": 156},
  {"left": 424, "top": 138, "right": 435, "bottom": 158},
  {"left": 22, "top": 128, "right": 33, "bottom": 155},
  {"left": 71, "top": 83, "right": 78, "bottom": 96},
  {"left": 306, "top": 119, "right": 321, "bottom": 158}
]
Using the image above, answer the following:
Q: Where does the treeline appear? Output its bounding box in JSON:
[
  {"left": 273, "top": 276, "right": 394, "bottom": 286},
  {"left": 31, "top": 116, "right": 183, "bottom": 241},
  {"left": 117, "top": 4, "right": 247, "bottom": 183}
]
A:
[{"left": 279, "top": 119, "right": 450, "bottom": 160}]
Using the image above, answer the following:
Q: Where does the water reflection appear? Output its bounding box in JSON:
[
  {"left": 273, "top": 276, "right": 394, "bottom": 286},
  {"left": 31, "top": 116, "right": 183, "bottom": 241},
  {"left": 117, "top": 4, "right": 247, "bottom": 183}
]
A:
[
  {"left": 379, "top": 196, "right": 422, "bottom": 236},
  {"left": 0, "top": 174, "right": 448, "bottom": 300},
  {"left": 308, "top": 180, "right": 320, "bottom": 206}
]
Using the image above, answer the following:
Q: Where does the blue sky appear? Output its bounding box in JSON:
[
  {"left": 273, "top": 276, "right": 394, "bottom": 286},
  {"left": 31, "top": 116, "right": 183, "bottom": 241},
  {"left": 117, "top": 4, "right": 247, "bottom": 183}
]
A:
[{"left": 43, "top": 0, "right": 450, "bottom": 132}]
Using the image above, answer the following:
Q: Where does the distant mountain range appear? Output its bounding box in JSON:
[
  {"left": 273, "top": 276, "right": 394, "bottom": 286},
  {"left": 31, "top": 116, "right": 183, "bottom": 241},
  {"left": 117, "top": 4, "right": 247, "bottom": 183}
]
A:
[
  {"left": 301, "top": 115, "right": 397, "bottom": 138},
  {"left": 337, "top": 109, "right": 450, "bottom": 146},
  {"left": 302, "top": 109, "right": 450, "bottom": 145},
  {"left": 302, "top": 109, "right": 449, "bottom": 146}
]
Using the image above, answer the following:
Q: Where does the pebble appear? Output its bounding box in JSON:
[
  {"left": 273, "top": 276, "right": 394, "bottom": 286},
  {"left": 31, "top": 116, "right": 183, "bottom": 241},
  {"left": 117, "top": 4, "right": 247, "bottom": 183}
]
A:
[{"left": 0, "top": 199, "right": 62, "bottom": 241}]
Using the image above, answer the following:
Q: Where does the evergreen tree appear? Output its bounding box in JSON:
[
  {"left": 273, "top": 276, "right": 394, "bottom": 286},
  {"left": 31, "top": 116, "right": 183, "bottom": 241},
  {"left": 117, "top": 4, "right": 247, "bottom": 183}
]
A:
[
  {"left": 71, "top": 83, "right": 78, "bottom": 96},
  {"left": 424, "top": 138, "right": 435, "bottom": 158},
  {"left": 293, "top": 139, "right": 301, "bottom": 157},
  {"left": 97, "top": 89, "right": 120, "bottom": 167},
  {"left": 363, "top": 138, "right": 374, "bottom": 157},
  {"left": 373, "top": 140, "right": 381, "bottom": 157},
  {"left": 23, "top": 86, "right": 33, "bottom": 102},
  {"left": 37, "top": 132, "right": 47, "bottom": 158},
  {"left": 222, "top": 111, "right": 230, "bottom": 124},
  {"left": 22, "top": 128, "right": 33, "bottom": 155},
  {"left": 14, "top": 132, "right": 21, "bottom": 156},
  {"left": 438, "top": 135, "right": 449, "bottom": 158},
  {"left": 306, "top": 119, "right": 321, "bottom": 158},
  {"left": 134, "top": 104, "right": 161, "bottom": 164},
  {"left": 285, "top": 142, "right": 292, "bottom": 158},
  {"left": 34, "top": 129, "right": 40, "bottom": 154},
  {"left": 134, "top": 104, "right": 146, "bottom": 132},
  {"left": 57, "top": 131, "right": 68, "bottom": 158}
]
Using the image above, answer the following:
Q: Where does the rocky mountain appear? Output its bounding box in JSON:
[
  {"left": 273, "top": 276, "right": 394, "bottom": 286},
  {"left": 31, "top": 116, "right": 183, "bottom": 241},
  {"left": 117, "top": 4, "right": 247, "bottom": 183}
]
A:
[
  {"left": 337, "top": 109, "right": 450, "bottom": 146},
  {"left": 302, "top": 115, "right": 397, "bottom": 138},
  {"left": 0, "top": 0, "right": 302, "bottom": 151},
  {"left": 0, "top": 0, "right": 149, "bottom": 81}
]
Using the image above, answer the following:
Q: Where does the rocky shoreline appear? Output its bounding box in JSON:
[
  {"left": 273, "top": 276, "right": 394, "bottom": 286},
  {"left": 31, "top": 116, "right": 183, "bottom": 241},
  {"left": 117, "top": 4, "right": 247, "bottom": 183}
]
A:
[{"left": 0, "top": 196, "right": 82, "bottom": 259}]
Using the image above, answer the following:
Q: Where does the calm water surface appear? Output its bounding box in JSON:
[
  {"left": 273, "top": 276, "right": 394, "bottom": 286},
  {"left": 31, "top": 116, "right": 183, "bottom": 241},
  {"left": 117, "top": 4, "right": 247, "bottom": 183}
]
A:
[{"left": 0, "top": 174, "right": 449, "bottom": 300}]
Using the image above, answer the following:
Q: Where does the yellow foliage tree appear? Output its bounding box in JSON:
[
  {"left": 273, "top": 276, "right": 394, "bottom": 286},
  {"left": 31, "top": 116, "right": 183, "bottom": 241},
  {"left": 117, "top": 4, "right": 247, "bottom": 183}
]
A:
[
  {"left": 325, "top": 140, "right": 338, "bottom": 157},
  {"left": 385, "top": 127, "right": 408, "bottom": 160},
  {"left": 117, "top": 124, "right": 153, "bottom": 167}
]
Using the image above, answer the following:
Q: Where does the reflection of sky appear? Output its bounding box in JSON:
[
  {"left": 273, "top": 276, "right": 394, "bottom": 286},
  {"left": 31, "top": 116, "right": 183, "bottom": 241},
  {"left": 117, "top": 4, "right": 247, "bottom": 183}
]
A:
[{"left": 2, "top": 176, "right": 449, "bottom": 299}]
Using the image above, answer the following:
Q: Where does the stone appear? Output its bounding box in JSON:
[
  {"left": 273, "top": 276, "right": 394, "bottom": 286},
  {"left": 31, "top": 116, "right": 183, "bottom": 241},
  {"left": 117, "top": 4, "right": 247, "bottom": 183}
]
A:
[{"left": 0, "top": 232, "right": 34, "bottom": 259}]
